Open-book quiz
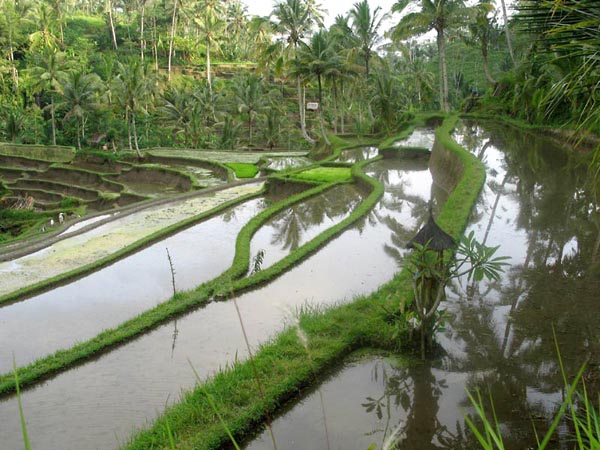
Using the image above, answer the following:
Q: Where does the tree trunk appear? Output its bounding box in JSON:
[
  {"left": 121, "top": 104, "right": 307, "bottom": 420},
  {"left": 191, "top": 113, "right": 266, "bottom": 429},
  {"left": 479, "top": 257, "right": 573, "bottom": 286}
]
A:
[
  {"left": 152, "top": 15, "right": 159, "bottom": 71},
  {"left": 297, "top": 76, "right": 314, "bottom": 144},
  {"left": 132, "top": 112, "right": 142, "bottom": 158},
  {"left": 50, "top": 95, "right": 56, "bottom": 145},
  {"left": 436, "top": 27, "right": 449, "bottom": 112},
  {"left": 126, "top": 109, "right": 132, "bottom": 151},
  {"left": 168, "top": 0, "right": 178, "bottom": 81},
  {"left": 140, "top": 3, "right": 145, "bottom": 62},
  {"left": 76, "top": 120, "right": 81, "bottom": 150},
  {"left": 9, "top": 43, "right": 18, "bottom": 87},
  {"left": 107, "top": 0, "right": 118, "bottom": 50},
  {"left": 332, "top": 76, "right": 338, "bottom": 134},
  {"left": 500, "top": 0, "right": 515, "bottom": 66},
  {"left": 340, "top": 79, "right": 345, "bottom": 134},
  {"left": 317, "top": 74, "right": 330, "bottom": 145},
  {"left": 206, "top": 38, "right": 212, "bottom": 96},
  {"left": 482, "top": 42, "right": 496, "bottom": 86}
]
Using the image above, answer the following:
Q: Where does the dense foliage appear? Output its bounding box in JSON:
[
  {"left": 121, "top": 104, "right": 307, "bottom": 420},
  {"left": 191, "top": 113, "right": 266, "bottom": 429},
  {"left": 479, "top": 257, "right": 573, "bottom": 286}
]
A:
[{"left": 0, "top": 0, "right": 596, "bottom": 153}]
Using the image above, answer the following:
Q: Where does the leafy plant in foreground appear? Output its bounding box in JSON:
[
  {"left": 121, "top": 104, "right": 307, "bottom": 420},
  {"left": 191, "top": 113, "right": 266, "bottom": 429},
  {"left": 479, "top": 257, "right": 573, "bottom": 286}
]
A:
[{"left": 405, "top": 230, "right": 510, "bottom": 357}]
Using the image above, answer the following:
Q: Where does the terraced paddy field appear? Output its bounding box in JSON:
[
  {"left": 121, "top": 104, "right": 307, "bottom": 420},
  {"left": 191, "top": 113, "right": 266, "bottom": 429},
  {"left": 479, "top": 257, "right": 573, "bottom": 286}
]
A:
[
  {"left": 2, "top": 121, "right": 593, "bottom": 450},
  {"left": 0, "top": 129, "right": 435, "bottom": 449}
]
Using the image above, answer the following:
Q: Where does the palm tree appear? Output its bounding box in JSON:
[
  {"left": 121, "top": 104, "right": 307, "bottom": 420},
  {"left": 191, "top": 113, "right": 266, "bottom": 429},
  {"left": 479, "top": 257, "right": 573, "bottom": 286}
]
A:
[
  {"left": 465, "top": 2, "right": 498, "bottom": 87},
  {"left": 499, "top": 0, "right": 515, "bottom": 66},
  {"left": 113, "top": 60, "right": 155, "bottom": 157},
  {"left": 0, "top": 0, "right": 32, "bottom": 87},
  {"left": 195, "top": 0, "right": 225, "bottom": 97},
  {"left": 105, "top": 0, "right": 118, "bottom": 50},
  {"left": 294, "top": 30, "right": 341, "bottom": 145},
  {"left": 59, "top": 71, "right": 101, "bottom": 150},
  {"left": 232, "top": 75, "right": 269, "bottom": 146},
  {"left": 29, "top": 2, "right": 61, "bottom": 52},
  {"left": 29, "top": 50, "right": 68, "bottom": 145},
  {"left": 370, "top": 62, "right": 400, "bottom": 133},
  {"left": 391, "top": 0, "right": 471, "bottom": 112},
  {"left": 349, "top": 0, "right": 385, "bottom": 78},
  {"left": 272, "top": 0, "right": 324, "bottom": 144}
]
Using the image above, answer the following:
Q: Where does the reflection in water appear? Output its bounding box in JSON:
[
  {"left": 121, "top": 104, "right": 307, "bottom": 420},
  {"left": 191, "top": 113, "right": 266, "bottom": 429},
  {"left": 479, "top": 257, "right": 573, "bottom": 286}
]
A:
[
  {"left": 337, "top": 146, "right": 379, "bottom": 163},
  {"left": 250, "top": 185, "right": 364, "bottom": 269},
  {"left": 246, "top": 355, "right": 468, "bottom": 450},
  {"left": 265, "top": 157, "right": 313, "bottom": 171},
  {"left": 394, "top": 128, "right": 436, "bottom": 149},
  {"left": 442, "top": 122, "right": 600, "bottom": 448}
]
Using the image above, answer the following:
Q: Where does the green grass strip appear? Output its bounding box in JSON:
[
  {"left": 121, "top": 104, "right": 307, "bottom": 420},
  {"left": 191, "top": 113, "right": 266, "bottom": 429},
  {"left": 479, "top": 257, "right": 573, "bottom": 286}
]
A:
[
  {"left": 121, "top": 115, "right": 486, "bottom": 450},
  {"left": 225, "top": 163, "right": 260, "bottom": 179},
  {"left": 291, "top": 167, "right": 353, "bottom": 184}
]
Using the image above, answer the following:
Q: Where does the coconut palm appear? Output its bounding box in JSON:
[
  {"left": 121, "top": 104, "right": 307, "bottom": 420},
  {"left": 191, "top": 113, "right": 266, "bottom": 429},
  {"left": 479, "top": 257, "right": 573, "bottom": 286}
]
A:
[
  {"left": 0, "top": 0, "right": 32, "bottom": 87},
  {"left": 59, "top": 71, "right": 102, "bottom": 150},
  {"left": 349, "top": 0, "right": 385, "bottom": 78},
  {"left": 464, "top": 2, "right": 498, "bottom": 88},
  {"left": 29, "top": 50, "right": 68, "bottom": 145},
  {"left": 391, "top": 0, "right": 472, "bottom": 112},
  {"left": 294, "top": 30, "right": 341, "bottom": 145},
  {"left": 194, "top": 0, "right": 225, "bottom": 97},
  {"left": 272, "top": 0, "right": 324, "bottom": 144},
  {"left": 113, "top": 59, "right": 156, "bottom": 157},
  {"left": 29, "top": 2, "right": 60, "bottom": 52},
  {"left": 232, "top": 75, "right": 269, "bottom": 146}
]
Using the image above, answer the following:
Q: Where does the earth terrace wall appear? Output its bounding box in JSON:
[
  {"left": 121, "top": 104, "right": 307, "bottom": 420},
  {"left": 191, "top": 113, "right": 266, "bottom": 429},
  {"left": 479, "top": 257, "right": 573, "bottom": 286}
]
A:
[
  {"left": 0, "top": 148, "right": 381, "bottom": 395},
  {"left": 121, "top": 115, "right": 487, "bottom": 450}
]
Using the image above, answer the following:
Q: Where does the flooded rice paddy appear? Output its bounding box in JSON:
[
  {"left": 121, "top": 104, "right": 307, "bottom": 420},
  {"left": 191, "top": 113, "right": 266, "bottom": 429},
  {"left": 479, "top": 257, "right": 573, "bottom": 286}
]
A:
[
  {"left": 0, "top": 146, "right": 433, "bottom": 450},
  {"left": 0, "top": 197, "right": 268, "bottom": 371}
]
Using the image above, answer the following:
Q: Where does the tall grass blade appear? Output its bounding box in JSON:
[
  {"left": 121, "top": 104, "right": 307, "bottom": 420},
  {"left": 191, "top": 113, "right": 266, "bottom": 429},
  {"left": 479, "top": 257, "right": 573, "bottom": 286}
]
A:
[
  {"left": 165, "top": 417, "right": 176, "bottom": 450},
  {"left": 188, "top": 360, "right": 242, "bottom": 450},
  {"left": 13, "top": 354, "right": 31, "bottom": 450}
]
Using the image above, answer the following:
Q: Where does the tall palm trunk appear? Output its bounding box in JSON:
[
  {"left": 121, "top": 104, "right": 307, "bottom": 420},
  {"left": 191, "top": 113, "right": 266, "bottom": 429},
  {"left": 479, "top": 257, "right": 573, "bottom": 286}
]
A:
[
  {"left": 168, "top": 0, "right": 178, "bottom": 81},
  {"left": 50, "top": 95, "right": 56, "bottom": 145},
  {"left": 500, "top": 0, "right": 515, "bottom": 66},
  {"left": 317, "top": 74, "right": 330, "bottom": 145},
  {"left": 340, "top": 79, "right": 345, "bottom": 134},
  {"left": 152, "top": 15, "right": 159, "bottom": 71},
  {"left": 140, "top": 3, "right": 145, "bottom": 62},
  {"left": 332, "top": 76, "right": 338, "bottom": 134},
  {"left": 107, "top": 0, "right": 118, "bottom": 50},
  {"left": 297, "top": 76, "right": 314, "bottom": 144},
  {"left": 436, "top": 27, "right": 450, "bottom": 112},
  {"left": 481, "top": 42, "right": 496, "bottom": 86},
  {"left": 206, "top": 38, "right": 212, "bottom": 96},
  {"left": 132, "top": 112, "right": 142, "bottom": 158}
]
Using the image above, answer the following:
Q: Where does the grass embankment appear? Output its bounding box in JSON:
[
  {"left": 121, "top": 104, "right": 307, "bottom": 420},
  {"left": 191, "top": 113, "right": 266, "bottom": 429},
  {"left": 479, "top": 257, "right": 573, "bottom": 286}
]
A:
[
  {"left": 122, "top": 115, "right": 487, "bottom": 450},
  {"left": 225, "top": 163, "right": 259, "bottom": 179},
  {"left": 291, "top": 167, "right": 352, "bottom": 184},
  {"left": 0, "top": 139, "right": 382, "bottom": 395}
]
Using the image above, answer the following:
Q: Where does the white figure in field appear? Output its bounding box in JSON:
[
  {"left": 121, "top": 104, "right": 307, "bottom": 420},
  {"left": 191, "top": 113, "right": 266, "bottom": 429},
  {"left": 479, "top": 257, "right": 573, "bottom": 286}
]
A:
[
  {"left": 49, "top": 219, "right": 55, "bottom": 227},
  {"left": 58, "top": 212, "right": 65, "bottom": 224}
]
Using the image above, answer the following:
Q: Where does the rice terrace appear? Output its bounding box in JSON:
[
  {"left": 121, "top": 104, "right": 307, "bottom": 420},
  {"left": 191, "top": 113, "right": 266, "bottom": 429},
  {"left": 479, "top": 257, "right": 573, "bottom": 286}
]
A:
[{"left": 0, "top": 0, "right": 599, "bottom": 449}]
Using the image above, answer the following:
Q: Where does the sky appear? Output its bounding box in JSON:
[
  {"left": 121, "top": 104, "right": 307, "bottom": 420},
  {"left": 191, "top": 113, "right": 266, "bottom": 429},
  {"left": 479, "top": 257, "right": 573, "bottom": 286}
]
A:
[
  {"left": 240, "top": 0, "right": 517, "bottom": 37},
  {"left": 241, "top": 0, "right": 399, "bottom": 28}
]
